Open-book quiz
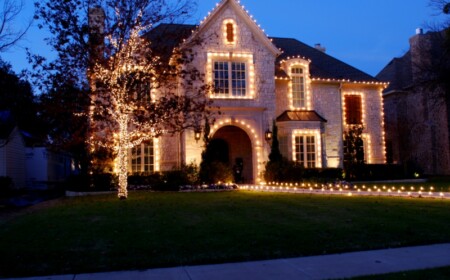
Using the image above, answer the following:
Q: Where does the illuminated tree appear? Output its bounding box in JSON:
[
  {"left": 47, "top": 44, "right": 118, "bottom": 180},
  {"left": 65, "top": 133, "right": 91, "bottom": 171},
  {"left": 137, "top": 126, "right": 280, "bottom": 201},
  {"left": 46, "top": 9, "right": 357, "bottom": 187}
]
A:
[
  {"left": 32, "top": 0, "right": 213, "bottom": 199},
  {"left": 90, "top": 18, "right": 212, "bottom": 198}
]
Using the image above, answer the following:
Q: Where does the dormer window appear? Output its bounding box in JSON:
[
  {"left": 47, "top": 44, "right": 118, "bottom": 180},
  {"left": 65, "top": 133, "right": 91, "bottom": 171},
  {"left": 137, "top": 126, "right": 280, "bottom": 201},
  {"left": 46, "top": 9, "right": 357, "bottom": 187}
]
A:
[
  {"left": 285, "top": 60, "right": 311, "bottom": 110},
  {"left": 223, "top": 19, "right": 237, "bottom": 45}
]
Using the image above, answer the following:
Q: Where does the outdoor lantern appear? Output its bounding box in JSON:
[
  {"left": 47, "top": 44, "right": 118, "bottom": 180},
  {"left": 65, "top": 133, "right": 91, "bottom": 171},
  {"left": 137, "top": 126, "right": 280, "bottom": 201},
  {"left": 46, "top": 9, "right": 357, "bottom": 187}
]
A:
[
  {"left": 194, "top": 129, "right": 202, "bottom": 142},
  {"left": 265, "top": 129, "right": 273, "bottom": 141}
]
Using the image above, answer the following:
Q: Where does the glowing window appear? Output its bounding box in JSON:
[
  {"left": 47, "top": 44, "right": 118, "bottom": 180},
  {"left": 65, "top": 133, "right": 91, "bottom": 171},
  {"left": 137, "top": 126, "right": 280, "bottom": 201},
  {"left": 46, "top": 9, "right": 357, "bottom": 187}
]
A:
[
  {"left": 294, "top": 135, "right": 316, "bottom": 168},
  {"left": 130, "top": 140, "right": 154, "bottom": 174},
  {"left": 344, "top": 95, "right": 362, "bottom": 125},
  {"left": 291, "top": 67, "right": 305, "bottom": 108},
  {"left": 214, "top": 61, "right": 247, "bottom": 96},
  {"left": 226, "top": 23, "right": 234, "bottom": 43},
  {"left": 223, "top": 19, "right": 237, "bottom": 45}
]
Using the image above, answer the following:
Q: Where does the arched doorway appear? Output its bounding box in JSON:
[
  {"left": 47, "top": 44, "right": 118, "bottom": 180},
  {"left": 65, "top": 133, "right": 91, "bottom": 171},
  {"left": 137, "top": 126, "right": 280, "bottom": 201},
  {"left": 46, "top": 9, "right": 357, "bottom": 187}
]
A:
[{"left": 212, "top": 125, "right": 253, "bottom": 183}]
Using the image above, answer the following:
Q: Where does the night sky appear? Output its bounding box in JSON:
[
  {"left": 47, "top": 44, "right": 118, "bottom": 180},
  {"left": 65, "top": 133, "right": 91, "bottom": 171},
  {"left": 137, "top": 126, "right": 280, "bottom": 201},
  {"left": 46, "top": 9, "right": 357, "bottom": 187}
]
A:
[{"left": 1, "top": 0, "right": 446, "bottom": 76}]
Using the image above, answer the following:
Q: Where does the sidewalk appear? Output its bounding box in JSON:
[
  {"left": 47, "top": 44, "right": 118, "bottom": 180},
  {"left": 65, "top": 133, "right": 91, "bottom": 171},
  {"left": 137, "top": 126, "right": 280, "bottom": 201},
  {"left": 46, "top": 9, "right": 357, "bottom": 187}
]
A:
[{"left": 4, "top": 243, "right": 450, "bottom": 280}]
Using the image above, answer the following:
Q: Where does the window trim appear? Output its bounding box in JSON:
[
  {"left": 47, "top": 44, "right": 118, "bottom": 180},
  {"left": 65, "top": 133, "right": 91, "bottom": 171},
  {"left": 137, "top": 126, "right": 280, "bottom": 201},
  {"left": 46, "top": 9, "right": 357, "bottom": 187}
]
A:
[
  {"left": 207, "top": 52, "right": 255, "bottom": 99},
  {"left": 291, "top": 129, "right": 322, "bottom": 168},
  {"left": 128, "top": 139, "right": 160, "bottom": 174},
  {"left": 343, "top": 92, "right": 365, "bottom": 127},
  {"left": 284, "top": 59, "right": 312, "bottom": 110},
  {"left": 223, "top": 19, "right": 237, "bottom": 46}
]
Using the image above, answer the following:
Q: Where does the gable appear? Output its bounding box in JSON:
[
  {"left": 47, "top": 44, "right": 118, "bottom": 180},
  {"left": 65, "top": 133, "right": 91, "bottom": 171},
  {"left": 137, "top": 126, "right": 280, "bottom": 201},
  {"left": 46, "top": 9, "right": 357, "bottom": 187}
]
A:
[{"left": 183, "top": 0, "right": 280, "bottom": 56}]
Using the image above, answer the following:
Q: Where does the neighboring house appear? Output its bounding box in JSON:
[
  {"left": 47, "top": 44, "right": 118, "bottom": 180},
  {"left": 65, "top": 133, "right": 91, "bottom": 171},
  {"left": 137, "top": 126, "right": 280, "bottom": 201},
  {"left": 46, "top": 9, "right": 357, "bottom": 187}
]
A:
[
  {"left": 126, "top": 0, "right": 386, "bottom": 183},
  {"left": 0, "top": 111, "right": 76, "bottom": 189},
  {"left": 0, "top": 111, "right": 26, "bottom": 189},
  {"left": 23, "top": 132, "right": 76, "bottom": 189},
  {"left": 377, "top": 29, "right": 450, "bottom": 175}
]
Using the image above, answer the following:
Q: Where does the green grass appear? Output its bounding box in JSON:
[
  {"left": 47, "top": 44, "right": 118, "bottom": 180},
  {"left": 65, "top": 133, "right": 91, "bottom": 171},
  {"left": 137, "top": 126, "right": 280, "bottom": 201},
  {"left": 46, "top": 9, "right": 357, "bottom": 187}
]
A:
[
  {"left": 351, "top": 266, "right": 450, "bottom": 279},
  {"left": 1, "top": 191, "right": 450, "bottom": 277}
]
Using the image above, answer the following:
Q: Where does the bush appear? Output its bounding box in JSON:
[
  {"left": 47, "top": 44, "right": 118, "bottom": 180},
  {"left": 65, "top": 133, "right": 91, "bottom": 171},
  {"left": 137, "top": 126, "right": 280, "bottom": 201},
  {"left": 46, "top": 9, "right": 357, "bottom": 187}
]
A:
[
  {"left": 128, "top": 164, "right": 202, "bottom": 191},
  {"left": 264, "top": 159, "right": 342, "bottom": 183},
  {"left": 65, "top": 173, "right": 118, "bottom": 192},
  {"left": 345, "top": 164, "right": 412, "bottom": 181}
]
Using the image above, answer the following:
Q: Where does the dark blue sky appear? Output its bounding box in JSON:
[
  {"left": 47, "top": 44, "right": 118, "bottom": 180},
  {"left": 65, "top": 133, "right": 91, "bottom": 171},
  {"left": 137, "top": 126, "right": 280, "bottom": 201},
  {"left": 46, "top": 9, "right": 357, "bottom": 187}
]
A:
[{"left": 1, "top": 0, "right": 445, "bottom": 76}]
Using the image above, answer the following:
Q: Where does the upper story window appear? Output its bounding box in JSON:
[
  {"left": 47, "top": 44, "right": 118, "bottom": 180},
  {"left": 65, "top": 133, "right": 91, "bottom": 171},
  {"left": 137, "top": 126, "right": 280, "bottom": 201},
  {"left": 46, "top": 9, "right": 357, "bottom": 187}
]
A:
[
  {"left": 214, "top": 61, "right": 246, "bottom": 96},
  {"left": 223, "top": 19, "right": 237, "bottom": 45},
  {"left": 207, "top": 52, "right": 255, "bottom": 99},
  {"left": 344, "top": 94, "right": 363, "bottom": 125},
  {"left": 291, "top": 66, "right": 306, "bottom": 108},
  {"left": 284, "top": 60, "right": 311, "bottom": 110}
]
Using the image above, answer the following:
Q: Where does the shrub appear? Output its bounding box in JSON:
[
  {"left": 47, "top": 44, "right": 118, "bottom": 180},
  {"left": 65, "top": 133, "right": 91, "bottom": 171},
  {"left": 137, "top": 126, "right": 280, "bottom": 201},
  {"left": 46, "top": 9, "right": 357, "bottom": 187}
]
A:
[
  {"left": 65, "top": 173, "right": 118, "bottom": 192},
  {"left": 264, "top": 159, "right": 342, "bottom": 183},
  {"left": 346, "top": 164, "right": 411, "bottom": 181}
]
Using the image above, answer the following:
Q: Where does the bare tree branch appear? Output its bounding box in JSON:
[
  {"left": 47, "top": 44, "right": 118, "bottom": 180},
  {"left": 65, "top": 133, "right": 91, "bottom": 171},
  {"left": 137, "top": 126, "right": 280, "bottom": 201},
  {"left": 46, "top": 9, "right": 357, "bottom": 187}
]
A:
[{"left": 0, "top": 0, "right": 32, "bottom": 52}]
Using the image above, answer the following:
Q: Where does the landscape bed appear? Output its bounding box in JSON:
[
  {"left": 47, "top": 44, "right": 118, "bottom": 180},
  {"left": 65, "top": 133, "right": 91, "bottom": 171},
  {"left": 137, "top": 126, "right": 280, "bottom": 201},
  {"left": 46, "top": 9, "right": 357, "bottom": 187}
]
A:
[{"left": 0, "top": 191, "right": 450, "bottom": 278}]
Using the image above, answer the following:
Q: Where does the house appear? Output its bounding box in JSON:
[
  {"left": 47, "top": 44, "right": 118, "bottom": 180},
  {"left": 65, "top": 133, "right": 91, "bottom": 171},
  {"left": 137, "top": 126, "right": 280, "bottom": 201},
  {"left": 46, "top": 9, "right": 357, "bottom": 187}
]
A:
[
  {"left": 0, "top": 111, "right": 76, "bottom": 189},
  {"left": 127, "top": 0, "right": 386, "bottom": 183},
  {"left": 377, "top": 29, "right": 450, "bottom": 175},
  {"left": 0, "top": 111, "right": 26, "bottom": 189}
]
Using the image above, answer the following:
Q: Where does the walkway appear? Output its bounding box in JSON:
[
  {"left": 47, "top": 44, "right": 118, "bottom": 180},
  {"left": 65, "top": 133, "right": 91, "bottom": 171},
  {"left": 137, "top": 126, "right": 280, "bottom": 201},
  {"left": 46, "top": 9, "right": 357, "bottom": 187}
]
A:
[{"left": 4, "top": 243, "right": 450, "bottom": 280}]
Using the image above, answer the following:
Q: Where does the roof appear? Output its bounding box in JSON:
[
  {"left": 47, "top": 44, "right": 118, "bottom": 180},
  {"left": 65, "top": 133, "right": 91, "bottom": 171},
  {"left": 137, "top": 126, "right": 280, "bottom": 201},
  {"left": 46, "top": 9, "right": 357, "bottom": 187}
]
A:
[
  {"left": 144, "top": 24, "right": 197, "bottom": 62},
  {"left": 376, "top": 51, "right": 413, "bottom": 92},
  {"left": 271, "top": 37, "right": 379, "bottom": 82},
  {"left": 0, "top": 111, "right": 15, "bottom": 139},
  {"left": 145, "top": 24, "right": 379, "bottom": 83},
  {"left": 277, "top": 110, "right": 327, "bottom": 122}
]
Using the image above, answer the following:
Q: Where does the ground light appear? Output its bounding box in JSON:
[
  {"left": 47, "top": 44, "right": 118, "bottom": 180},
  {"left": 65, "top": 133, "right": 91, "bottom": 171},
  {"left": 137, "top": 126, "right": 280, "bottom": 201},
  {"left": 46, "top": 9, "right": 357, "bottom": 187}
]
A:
[{"left": 238, "top": 183, "right": 450, "bottom": 200}]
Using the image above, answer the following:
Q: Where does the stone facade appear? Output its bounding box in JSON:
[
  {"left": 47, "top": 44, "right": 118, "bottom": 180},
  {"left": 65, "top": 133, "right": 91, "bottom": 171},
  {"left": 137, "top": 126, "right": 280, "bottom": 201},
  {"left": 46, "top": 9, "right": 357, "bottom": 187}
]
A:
[{"left": 131, "top": 0, "right": 386, "bottom": 183}]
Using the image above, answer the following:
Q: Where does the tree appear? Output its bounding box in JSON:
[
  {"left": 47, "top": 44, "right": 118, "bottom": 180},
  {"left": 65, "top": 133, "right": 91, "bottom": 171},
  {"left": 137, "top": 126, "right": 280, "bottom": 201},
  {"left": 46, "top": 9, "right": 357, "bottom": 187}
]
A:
[
  {"left": 343, "top": 125, "right": 365, "bottom": 179},
  {"left": 0, "top": 0, "right": 31, "bottom": 52},
  {"left": 33, "top": 0, "right": 213, "bottom": 199},
  {"left": 264, "top": 120, "right": 285, "bottom": 182},
  {"left": 0, "top": 59, "right": 40, "bottom": 135}
]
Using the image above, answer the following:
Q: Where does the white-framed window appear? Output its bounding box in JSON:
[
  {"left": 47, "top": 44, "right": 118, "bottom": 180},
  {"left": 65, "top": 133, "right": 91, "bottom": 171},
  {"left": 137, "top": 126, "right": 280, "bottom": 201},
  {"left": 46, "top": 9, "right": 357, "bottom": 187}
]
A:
[
  {"left": 292, "top": 130, "right": 322, "bottom": 168},
  {"left": 214, "top": 61, "right": 247, "bottom": 96},
  {"left": 294, "top": 135, "right": 316, "bottom": 168},
  {"left": 291, "top": 66, "right": 305, "bottom": 108},
  {"left": 207, "top": 52, "right": 255, "bottom": 99},
  {"left": 130, "top": 140, "right": 154, "bottom": 174}
]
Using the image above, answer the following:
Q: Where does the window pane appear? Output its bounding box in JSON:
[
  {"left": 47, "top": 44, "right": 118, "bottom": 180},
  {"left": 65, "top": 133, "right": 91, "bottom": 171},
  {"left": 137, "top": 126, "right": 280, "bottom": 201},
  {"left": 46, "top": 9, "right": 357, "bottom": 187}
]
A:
[
  {"left": 214, "top": 62, "right": 229, "bottom": 94},
  {"left": 231, "top": 62, "right": 246, "bottom": 96}
]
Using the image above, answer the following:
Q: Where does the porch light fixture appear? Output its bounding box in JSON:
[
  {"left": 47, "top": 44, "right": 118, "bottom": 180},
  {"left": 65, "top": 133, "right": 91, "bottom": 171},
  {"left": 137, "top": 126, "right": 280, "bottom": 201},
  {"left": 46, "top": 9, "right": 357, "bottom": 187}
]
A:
[
  {"left": 194, "top": 129, "right": 202, "bottom": 142},
  {"left": 265, "top": 129, "right": 273, "bottom": 141}
]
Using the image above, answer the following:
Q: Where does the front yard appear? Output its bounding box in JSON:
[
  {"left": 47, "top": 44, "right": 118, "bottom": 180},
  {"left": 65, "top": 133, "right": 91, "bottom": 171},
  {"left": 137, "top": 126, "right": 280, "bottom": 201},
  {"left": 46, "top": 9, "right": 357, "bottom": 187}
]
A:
[{"left": 1, "top": 191, "right": 450, "bottom": 278}]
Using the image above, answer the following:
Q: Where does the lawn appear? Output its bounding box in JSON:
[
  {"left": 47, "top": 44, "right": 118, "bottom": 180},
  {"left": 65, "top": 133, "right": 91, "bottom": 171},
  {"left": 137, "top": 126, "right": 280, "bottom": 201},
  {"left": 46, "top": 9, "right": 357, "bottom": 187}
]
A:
[{"left": 1, "top": 191, "right": 450, "bottom": 278}]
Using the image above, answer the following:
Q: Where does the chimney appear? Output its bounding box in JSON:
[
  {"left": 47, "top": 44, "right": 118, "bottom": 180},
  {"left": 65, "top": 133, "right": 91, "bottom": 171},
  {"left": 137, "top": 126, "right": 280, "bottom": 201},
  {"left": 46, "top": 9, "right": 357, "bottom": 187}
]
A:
[
  {"left": 88, "top": 6, "right": 106, "bottom": 62},
  {"left": 314, "top": 43, "right": 326, "bottom": 53},
  {"left": 416, "top": 28, "right": 424, "bottom": 35}
]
